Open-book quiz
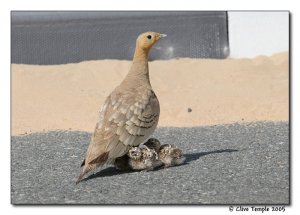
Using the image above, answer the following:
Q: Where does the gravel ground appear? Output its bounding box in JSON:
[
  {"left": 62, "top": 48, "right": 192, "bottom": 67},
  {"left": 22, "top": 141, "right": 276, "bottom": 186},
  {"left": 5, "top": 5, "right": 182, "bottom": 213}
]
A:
[{"left": 11, "top": 121, "right": 289, "bottom": 205}]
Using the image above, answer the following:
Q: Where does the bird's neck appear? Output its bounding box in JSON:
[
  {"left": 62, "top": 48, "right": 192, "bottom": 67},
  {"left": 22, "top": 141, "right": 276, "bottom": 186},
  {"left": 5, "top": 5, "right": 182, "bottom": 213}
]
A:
[{"left": 123, "top": 47, "right": 151, "bottom": 88}]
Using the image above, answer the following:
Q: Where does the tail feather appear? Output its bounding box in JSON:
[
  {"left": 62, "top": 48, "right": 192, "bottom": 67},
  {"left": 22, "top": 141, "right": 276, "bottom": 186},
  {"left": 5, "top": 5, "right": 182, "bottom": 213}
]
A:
[
  {"left": 76, "top": 174, "right": 84, "bottom": 184},
  {"left": 76, "top": 165, "right": 90, "bottom": 184},
  {"left": 76, "top": 152, "right": 110, "bottom": 184}
]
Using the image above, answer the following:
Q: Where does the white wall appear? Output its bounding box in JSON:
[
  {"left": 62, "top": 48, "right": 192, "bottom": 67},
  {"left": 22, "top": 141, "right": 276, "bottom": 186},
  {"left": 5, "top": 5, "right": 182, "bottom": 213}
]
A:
[{"left": 228, "top": 12, "right": 289, "bottom": 58}]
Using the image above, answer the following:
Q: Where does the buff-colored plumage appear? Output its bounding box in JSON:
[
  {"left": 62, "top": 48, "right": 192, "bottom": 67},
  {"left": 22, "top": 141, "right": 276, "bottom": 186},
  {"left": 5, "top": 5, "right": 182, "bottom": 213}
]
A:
[
  {"left": 128, "top": 147, "right": 162, "bottom": 171},
  {"left": 159, "top": 144, "right": 186, "bottom": 168},
  {"left": 114, "top": 147, "right": 162, "bottom": 171},
  {"left": 76, "top": 32, "right": 166, "bottom": 183}
]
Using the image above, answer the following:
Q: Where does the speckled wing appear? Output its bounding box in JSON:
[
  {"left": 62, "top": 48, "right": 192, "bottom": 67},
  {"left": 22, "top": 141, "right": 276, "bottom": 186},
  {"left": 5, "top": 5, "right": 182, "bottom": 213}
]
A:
[{"left": 83, "top": 87, "right": 160, "bottom": 167}]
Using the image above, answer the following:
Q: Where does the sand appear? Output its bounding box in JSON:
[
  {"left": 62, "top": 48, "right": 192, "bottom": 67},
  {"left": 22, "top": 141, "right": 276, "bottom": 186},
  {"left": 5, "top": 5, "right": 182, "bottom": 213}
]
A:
[{"left": 12, "top": 52, "right": 289, "bottom": 135}]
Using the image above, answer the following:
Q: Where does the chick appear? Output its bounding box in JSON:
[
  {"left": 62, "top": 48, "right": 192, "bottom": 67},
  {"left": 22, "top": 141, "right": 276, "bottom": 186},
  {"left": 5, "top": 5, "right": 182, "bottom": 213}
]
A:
[
  {"left": 114, "top": 147, "right": 143, "bottom": 170},
  {"left": 128, "top": 147, "right": 162, "bottom": 171},
  {"left": 158, "top": 144, "right": 186, "bottom": 168},
  {"left": 143, "top": 138, "right": 161, "bottom": 153}
]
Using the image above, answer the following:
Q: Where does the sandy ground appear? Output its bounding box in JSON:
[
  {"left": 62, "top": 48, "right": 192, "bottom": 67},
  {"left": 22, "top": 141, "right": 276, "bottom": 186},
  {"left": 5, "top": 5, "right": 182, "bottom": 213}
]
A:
[{"left": 12, "top": 52, "right": 288, "bottom": 135}]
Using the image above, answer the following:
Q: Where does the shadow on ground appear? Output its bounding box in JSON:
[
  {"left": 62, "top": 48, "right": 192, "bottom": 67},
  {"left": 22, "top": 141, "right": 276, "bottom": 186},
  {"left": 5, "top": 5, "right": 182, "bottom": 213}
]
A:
[{"left": 184, "top": 149, "right": 239, "bottom": 163}]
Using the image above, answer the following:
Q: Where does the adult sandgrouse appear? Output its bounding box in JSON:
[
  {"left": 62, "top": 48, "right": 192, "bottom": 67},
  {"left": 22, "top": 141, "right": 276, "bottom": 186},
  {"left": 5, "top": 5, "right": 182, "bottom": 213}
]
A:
[{"left": 76, "top": 32, "right": 166, "bottom": 183}]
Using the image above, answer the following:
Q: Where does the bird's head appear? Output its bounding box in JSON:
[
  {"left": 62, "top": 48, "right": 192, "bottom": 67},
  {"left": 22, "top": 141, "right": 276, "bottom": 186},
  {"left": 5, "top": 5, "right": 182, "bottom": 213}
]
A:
[
  {"left": 128, "top": 147, "right": 142, "bottom": 160},
  {"left": 136, "top": 32, "right": 167, "bottom": 51}
]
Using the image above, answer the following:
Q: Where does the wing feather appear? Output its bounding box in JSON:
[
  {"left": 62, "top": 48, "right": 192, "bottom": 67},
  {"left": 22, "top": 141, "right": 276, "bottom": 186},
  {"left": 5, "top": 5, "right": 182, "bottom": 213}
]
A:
[{"left": 79, "top": 88, "right": 160, "bottom": 179}]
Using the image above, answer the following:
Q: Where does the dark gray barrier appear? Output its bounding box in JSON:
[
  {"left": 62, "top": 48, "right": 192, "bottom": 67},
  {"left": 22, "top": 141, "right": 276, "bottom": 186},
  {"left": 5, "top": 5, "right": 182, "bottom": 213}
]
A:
[{"left": 11, "top": 11, "right": 229, "bottom": 65}]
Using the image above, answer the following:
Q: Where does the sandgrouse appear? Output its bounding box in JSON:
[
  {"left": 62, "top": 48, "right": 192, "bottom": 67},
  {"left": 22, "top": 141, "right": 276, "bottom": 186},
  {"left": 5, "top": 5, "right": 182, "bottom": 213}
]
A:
[
  {"left": 76, "top": 32, "right": 166, "bottom": 183},
  {"left": 159, "top": 144, "right": 186, "bottom": 168},
  {"left": 114, "top": 138, "right": 161, "bottom": 171},
  {"left": 115, "top": 147, "right": 162, "bottom": 171}
]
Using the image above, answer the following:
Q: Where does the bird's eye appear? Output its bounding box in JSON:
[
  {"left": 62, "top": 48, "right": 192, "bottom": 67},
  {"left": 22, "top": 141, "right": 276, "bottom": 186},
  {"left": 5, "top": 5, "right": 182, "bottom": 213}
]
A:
[{"left": 147, "top": 35, "right": 152, "bottom": 40}]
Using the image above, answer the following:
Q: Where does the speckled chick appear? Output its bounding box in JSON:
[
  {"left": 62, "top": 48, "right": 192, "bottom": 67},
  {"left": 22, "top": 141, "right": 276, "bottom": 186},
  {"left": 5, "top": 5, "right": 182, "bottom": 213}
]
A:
[
  {"left": 128, "top": 147, "right": 162, "bottom": 171},
  {"left": 159, "top": 144, "right": 186, "bottom": 168}
]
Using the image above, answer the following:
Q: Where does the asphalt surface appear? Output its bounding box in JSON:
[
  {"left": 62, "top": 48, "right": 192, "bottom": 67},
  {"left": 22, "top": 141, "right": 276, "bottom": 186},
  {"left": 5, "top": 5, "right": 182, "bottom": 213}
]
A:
[{"left": 11, "top": 121, "right": 289, "bottom": 204}]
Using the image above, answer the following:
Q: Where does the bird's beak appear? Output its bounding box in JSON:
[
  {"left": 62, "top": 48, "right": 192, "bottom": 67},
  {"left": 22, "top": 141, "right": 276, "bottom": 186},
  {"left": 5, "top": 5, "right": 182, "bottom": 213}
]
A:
[{"left": 160, "top": 34, "right": 167, "bottom": 38}]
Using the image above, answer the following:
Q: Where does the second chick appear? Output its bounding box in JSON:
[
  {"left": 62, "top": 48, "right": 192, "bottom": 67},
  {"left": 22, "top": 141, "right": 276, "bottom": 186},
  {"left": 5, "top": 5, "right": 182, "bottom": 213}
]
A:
[{"left": 159, "top": 144, "right": 186, "bottom": 168}]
